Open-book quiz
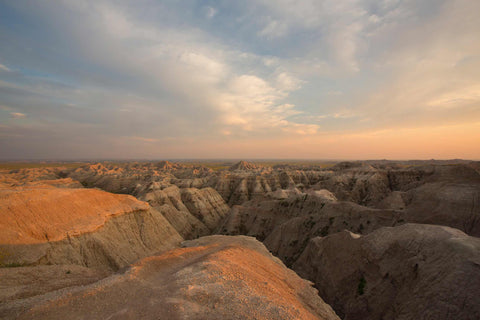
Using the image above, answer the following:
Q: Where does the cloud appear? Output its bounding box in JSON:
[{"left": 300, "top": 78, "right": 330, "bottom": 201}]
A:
[
  {"left": 275, "top": 73, "right": 302, "bottom": 91},
  {"left": 0, "top": 0, "right": 479, "bottom": 159},
  {"left": 130, "top": 136, "right": 159, "bottom": 143},
  {"left": 0, "top": 64, "right": 10, "bottom": 72},
  {"left": 214, "top": 74, "right": 312, "bottom": 135},
  {"left": 337, "top": 0, "right": 480, "bottom": 131},
  {"left": 282, "top": 123, "right": 319, "bottom": 135},
  {"left": 10, "top": 112, "right": 26, "bottom": 119},
  {"left": 205, "top": 7, "right": 217, "bottom": 19},
  {"left": 258, "top": 19, "right": 288, "bottom": 39}
]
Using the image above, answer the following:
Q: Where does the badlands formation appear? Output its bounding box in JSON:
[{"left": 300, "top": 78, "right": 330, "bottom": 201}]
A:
[{"left": 0, "top": 160, "right": 479, "bottom": 319}]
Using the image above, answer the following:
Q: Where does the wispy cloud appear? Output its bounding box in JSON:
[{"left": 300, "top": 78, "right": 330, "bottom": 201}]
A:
[
  {"left": 0, "top": 0, "right": 478, "bottom": 159},
  {"left": 258, "top": 19, "right": 288, "bottom": 39},
  {"left": 10, "top": 112, "right": 26, "bottom": 119},
  {"left": 205, "top": 7, "right": 218, "bottom": 19},
  {"left": 0, "top": 64, "right": 10, "bottom": 72}
]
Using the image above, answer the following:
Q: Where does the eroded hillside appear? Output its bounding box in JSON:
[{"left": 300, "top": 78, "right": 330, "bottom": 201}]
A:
[{"left": 1, "top": 159, "right": 479, "bottom": 320}]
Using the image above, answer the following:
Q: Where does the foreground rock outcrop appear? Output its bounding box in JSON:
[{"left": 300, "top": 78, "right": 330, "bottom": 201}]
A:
[
  {"left": 294, "top": 224, "right": 480, "bottom": 320},
  {"left": 1, "top": 236, "right": 340, "bottom": 320},
  {"left": 0, "top": 185, "right": 182, "bottom": 270}
]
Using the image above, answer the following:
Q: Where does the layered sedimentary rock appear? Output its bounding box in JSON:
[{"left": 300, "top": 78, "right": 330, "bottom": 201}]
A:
[
  {"left": 141, "top": 185, "right": 229, "bottom": 239},
  {"left": 400, "top": 165, "right": 480, "bottom": 236},
  {"left": 229, "top": 160, "right": 264, "bottom": 171},
  {"left": 62, "top": 161, "right": 480, "bottom": 238},
  {"left": 0, "top": 168, "right": 67, "bottom": 186},
  {"left": 294, "top": 224, "right": 480, "bottom": 320},
  {"left": 1, "top": 236, "right": 340, "bottom": 320},
  {"left": 203, "top": 171, "right": 308, "bottom": 206},
  {"left": 67, "top": 162, "right": 212, "bottom": 194},
  {"left": 264, "top": 201, "right": 404, "bottom": 266},
  {"left": 219, "top": 193, "right": 404, "bottom": 266},
  {"left": 213, "top": 163, "right": 480, "bottom": 236},
  {"left": 65, "top": 163, "right": 233, "bottom": 239},
  {"left": 180, "top": 187, "right": 230, "bottom": 230},
  {"left": 1, "top": 160, "right": 479, "bottom": 320},
  {"left": 0, "top": 185, "right": 182, "bottom": 270}
]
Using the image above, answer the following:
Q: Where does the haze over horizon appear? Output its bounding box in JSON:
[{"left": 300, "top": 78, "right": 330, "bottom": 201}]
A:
[{"left": 0, "top": 0, "right": 479, "bottom": 160}]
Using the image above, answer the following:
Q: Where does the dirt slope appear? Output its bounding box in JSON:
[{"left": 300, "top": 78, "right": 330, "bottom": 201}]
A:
[{"left": 1, "top": 236, "right": 340, "bottom": 320}]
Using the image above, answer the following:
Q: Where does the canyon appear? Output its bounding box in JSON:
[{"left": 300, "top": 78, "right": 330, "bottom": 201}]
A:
[{"left": 1, "top": 159, "right": 479, "bottom": 319}]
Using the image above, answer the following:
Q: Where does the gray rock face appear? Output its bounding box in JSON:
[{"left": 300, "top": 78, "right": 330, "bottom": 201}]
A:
[
  {"left": 294, "top": 224, "right": 480, "bottom": 320},
  {"left": 180, "top": 187, "right": 230, "bottom": 231},
  {"left": 229, "top": 160, "right": 263, "bottom": 171},
  {"left": 402, "top": 178, "right": 480, "bottom": 236},
  {"left": 218, "top": 193, "right": 404, "bottom": 265},
  {"left": 142, "top": 185, "right": 211, "bottom": 239},
  {"left": 144, "top": 185, "right": 231, "bottom": 238}
]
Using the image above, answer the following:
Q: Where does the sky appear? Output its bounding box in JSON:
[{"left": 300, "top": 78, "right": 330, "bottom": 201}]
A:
[{"left": 0, "top": 0, "right": 479, "bottom": 160}]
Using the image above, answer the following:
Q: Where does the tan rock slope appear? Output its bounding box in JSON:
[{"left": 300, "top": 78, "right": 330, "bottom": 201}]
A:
[
  {"left": 0, "top": 185, "right": 182, "bottom": 270},
  {"left": 294, "top": 224, "right": 480, "bottom": 320},
  {"left": 141, "top": 184, "right": 230, "bottom": 239},
  {"left": 229, "top": 160, "right": 263, "bottom": 171},
  {"left": 1, "top": 236, "right": 340, "bottom": 320},
  {"left": 142, "top": 185, "right": 210, "bottom": 239}
]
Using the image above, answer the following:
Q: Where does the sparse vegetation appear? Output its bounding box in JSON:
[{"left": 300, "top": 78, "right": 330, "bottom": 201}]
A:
[
  {"left": 320, "top": 225, "right": 330, "bottom": 237},
  {"left": 358, "top": 277, "right": 366, "bottom": 295},
  {"left": 0, "top": 249, "right": 12, "bottom": 266},
  {"left": 280, "top": 200, "right": 290, "bottom": 207},
  {"left": 303, "top": 216, "right": 316, "bottom": 229},
  {"left": 358, "top": 223, "right": 364, "bottom": 233},
  {"left": 238, "top": 223, "right": 248, "bottom": 235},
  {"left": 1, "top": 262, "right": 26, "bottom": 268}
]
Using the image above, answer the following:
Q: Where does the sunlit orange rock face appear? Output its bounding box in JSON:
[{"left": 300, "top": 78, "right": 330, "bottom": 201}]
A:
[
  {"left": 13, "top": 236, "right": 339, "bottom": 320},
  {"left": 0, "top": 186, "right": 149, "bottom": 245},
  {"left": 0, "top": 178, "right": 182, "bottom": 270}
]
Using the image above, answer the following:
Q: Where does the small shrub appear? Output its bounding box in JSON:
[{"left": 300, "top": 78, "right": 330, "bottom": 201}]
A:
[
  {"left": 358, "top": 223, "right": 364, "bottom": 233},
  {"left": 320, "top": 225, "right": 330, "bottom": 237},
  {"left": 238, "top": 223, "right": 248, "bottom": 234},
  {"left": 2, "top": 262, "right": 25, "bottom": 268},
  {"left": 358, "top": 277, "right": 366, "bottom": 295}
]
